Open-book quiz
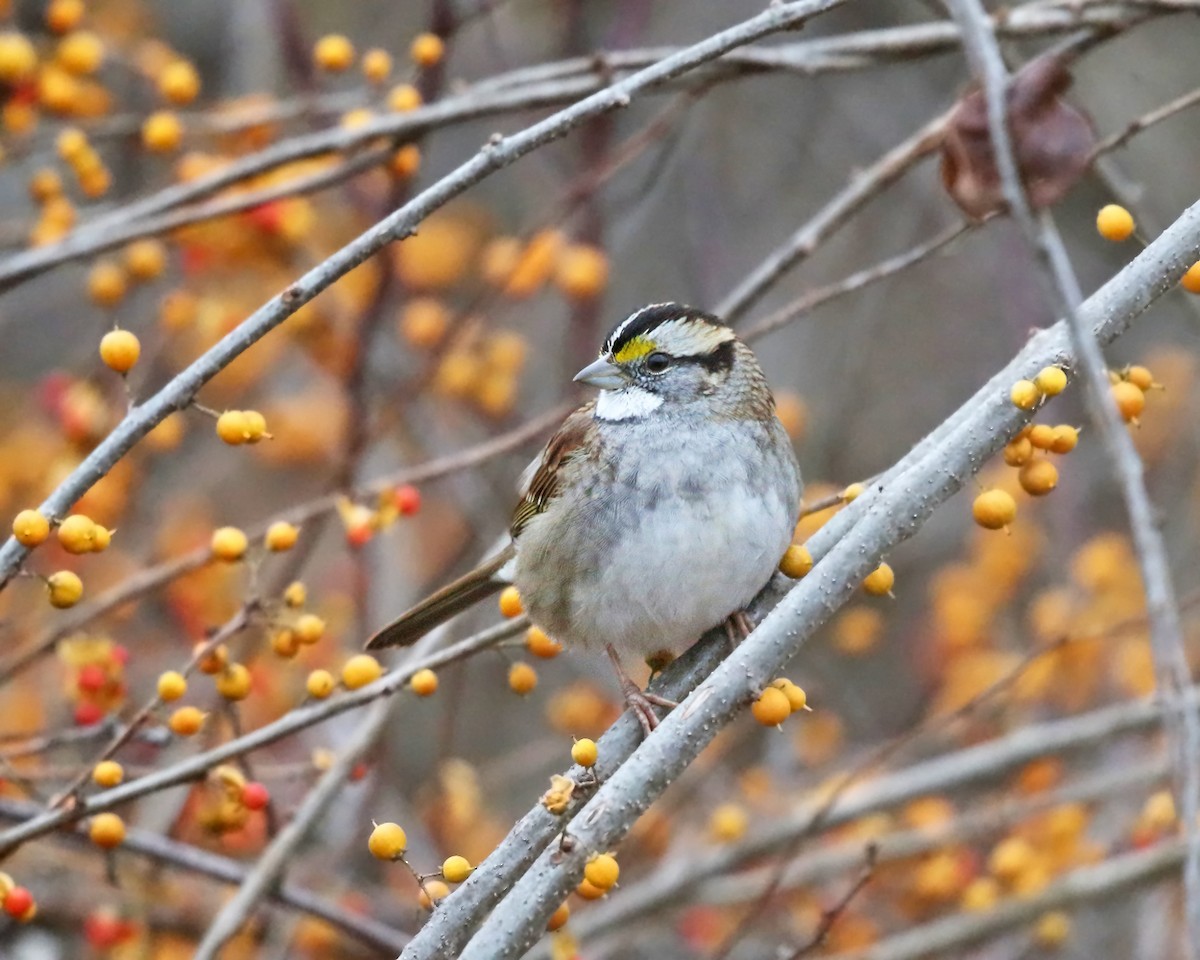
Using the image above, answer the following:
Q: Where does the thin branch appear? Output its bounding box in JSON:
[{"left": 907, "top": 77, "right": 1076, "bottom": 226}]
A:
[
  {"left": 787, "top": 844, "right": 878, "bottom": 959},
  {"left": 945, "top": 1, "right": 1200, "bottom": 952}
]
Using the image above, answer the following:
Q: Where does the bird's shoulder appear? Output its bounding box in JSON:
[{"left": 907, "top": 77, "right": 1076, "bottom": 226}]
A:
[{"left": 511, "top": 400, "right": 599, "bottom": 538}]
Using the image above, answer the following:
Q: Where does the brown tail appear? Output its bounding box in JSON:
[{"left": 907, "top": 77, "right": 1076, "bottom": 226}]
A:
[{"left": 365, "top": 545, "right": 515, "bottom": 650}]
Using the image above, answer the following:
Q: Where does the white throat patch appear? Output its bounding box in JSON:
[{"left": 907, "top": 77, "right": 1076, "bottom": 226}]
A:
[{"left": 595, "top": 385, "right": 663, "bottom": 421}]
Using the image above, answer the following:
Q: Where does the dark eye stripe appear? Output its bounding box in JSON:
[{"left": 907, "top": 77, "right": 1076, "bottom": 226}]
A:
[{"left": 681, "top": 339, "right": 735, "bottom": 374}]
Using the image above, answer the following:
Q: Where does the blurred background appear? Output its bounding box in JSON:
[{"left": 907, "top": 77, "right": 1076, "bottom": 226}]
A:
[{"left": 0, "top": 0, "right": 1199, "bottom": 956}]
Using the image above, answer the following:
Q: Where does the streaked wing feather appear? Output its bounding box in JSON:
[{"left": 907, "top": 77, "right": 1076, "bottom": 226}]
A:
[{"left": 511, "top": 402, "right": 595, "bottom": 538}]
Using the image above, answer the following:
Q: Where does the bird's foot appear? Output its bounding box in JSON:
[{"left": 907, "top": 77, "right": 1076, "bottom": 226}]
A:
[
  {"left": 606, "top": 644, "right": 677, "bottom": 737},
  {"left": 724, "top": 609, "right": 754, "bottom": 652}
]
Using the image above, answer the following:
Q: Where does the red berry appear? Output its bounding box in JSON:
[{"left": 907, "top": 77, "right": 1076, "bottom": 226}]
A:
[
  {"left": 77, "top": 663, "right": 107, "bottom": 694},
  {"left": 394, "top": 484, "right": 422, "bottom": 515},
  {"left": 111, "top": 644, "right": 130, "bottom": 666},
  {"left": 4, "top": 886, "right": 33, "bottom": 918},
  {"left": 74, "top": 701, "right": 105, "bottom": 726},
  {"left": 241, "top": 782, "right": 270, "bottom": 810},
  {"left": 346, "top": 523, "right": 373, "bottom": 548}
]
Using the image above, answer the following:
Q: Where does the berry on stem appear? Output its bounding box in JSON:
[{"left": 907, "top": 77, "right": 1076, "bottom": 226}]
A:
[
  {"left": 1096, "top": 204, "right": 1134, "bottom": 241},
  {"left": 973, "top": 489, "right": 1016, "bottom": 530},
  {"left": 12, "top": 510, "right": 49, "bottom": 547},
  {"left": 368, "top": 821, "right": 407, "bottom": 860},
  {"left": 751, "top": 686, "right": 791, "bottom": 726},
  {"left": 410, "top": 668, "right": 438, "bottom": 697},
  {"left": 99, "top": 329, "right": 140, "bottom": 373}
]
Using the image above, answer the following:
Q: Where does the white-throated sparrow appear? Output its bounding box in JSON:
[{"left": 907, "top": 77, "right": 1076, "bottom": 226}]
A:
[{"left": 368, "top": 303, "right": 802, "bottom": 725}]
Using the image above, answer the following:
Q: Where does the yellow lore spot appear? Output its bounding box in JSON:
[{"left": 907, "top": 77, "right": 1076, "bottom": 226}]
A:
[{"left": 613, "top": 336, "right": 655, "bottom": 364}]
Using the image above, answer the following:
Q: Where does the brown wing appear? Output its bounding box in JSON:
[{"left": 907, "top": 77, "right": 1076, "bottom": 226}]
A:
[{"left": 510, "top": 402, "right": 595, "bottom": 539}]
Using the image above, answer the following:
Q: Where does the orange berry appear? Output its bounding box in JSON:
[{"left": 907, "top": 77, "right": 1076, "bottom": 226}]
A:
[
  {"left": 215, "top": 662, "right": 251, "bottom": 700},
  {"left": 1019, "top": 457, "right": 1059, "bottom": 496},
  {"left": 387, "top": 83, "right": 422, "bottom": 112},
  {"left": 546, "top": 902, "right": 570, "bottom": 932},
  {"left": 56, "top": 126, "right": 88, "bottom": 160},
  {"left": 157, "top": 60, "right": 200, "bottom": 104},
  {"left": 271, "top": 629, "right": 299, "bottom": 658},
  {"left": 442, "top": 855, "right": 472, "bottom": 883},
  {"left": 125, "top": 239, "right": 167, "bottom": 280},
  {"left": 265, "top": 521, "right": 298, "bottom": 551},
  {"left": 751, "top": 686, "right": 791, "bottom": 726},
  {"left": 92, "top": 760, "right": 124, "bottom": 787},
  {"left": 1181, "top": 262, "right": 1200, "bottom": 295},
  {"left": 29, "top": 168, "right": 63, "bottom": 203},
  {"left": 584, "top": 853, "right": 619, "bottom": 890},
  {"left": 295, "top": 613, "right": 325, "bottom": 645},
  {"left": 313, "top": 34, "right": 354, "bottom": 72},
  {"left": 368, "top": 821, "right": 407, "bottom": 859},
  {"left": 1049, "top": 424, "right": 1078, "bottom": 455},
  {"left": 988, "top": 836, "right": 1033, "bottom": 880},
  {"left": 99, "top": 329, "right": 141, "bottom": 373},
  {"left": 503, "top": 230, "right": 562, "bottom": 298},
  {"left": 168, "top": 705, "right": 206, "bottom": 736},
  {"left": 1034, "top": 366, "right": 1067, "bottom": 396},
  {"left": 862, "top": 562, "right": 894, "bottom": 596},
  {"left": 342, "top": 654, "right": 382, "bottom": 690},
  {"left": 973, "top": 489, "right": 1016, "bottom": 530},
  {"left": 283, "top": 581, "right": 307, "bottom": 608},
  {"left": 419, "top": 880, "right": 450, "bottom": 908},
  {"left": 961, "top": 876, "right": 1000, "bottom": 912},
  {"left": 306, "top": 669, "right": 335, "bottom": 699},
  {"left": 1010, "top": 379, "right": 1040, "bottom": 410},
  {"left": 1111, "top": 380, "right": 1145, "bottom": 422},
  {"left": 709, "top": 802, "right": 749, "bottom": 842},
  {"left": 576, "top": 878, "right": 606, "bottom": 900},
  {"left": 1096, "top": 204, "right": 1134, "bottom": 241},
  {"left": 508, "top": 662, "right": 538, "bottom": 695},
  {"left": 389, "top": 144, "right": 420, "bottom": 179},
  {"left": 362, "top": 48, "right": 391, "bottom": 82},
  {"left": 1028, "top": 424, "right": 1055, "bottom": 450},
  {"left": 157, "top": 670, "right": 187, "bottom": 701},
  {"left": 46, "top": 0, "right": 85, "bottom": 34},
  {"left": 1126, "top": 365, "right": 1156, "bottom": 391},
  {"left": 142, "top": 110, "right": 183, "bottom": 152},
  {"left": 554, "top": 243, "right": 609, "bottom": 299},
  {"left": 526, "top": 626, "right": 563, "bottom": 659},
  {"left": 0, "top": 33, "right": 37, "bottom": 84},
  {"left": 88, "top": 260, "right": 127, "bottom": 307},
  {"left": 88, "top": 812, "right": 125, "bottom": 848},
  {"left": 56, "top": 30, "right": 104, "bottom": 75},
  {"left": 399, "top": 297, "right": 449, "bottom": 348},
  {"left": 410, "top": 32, "right": 444, "bottom": 68},
  {"left": 57, "top": 513, "right": 97, "bottom": 553},
  {"left": 210, "top": 526, "right": 248, "bottom": 562},
  {"left": 771, "top": 678, "right": 809, "bottom": 711},
  {"left": 1003, "top": 436, "right": 1033, "bottom": 466},
  {"left": 12, "top": 510, "right": 49, "bottom": 547},
  {"left": 194, "top": 642, "right": 227, "bottom": 674},
  {"left": 779, "top": 544, "right": 813, "bottom": 579},
  {"left": 571, "top": 738, "right": 598, "bottom": 767},
  {"left": 410, "top": 668, "right": 438, "bottom": 697},
  {"left": 3, "top": 885, "right": 35, "bottom": 921},
  {"left": 498, "top": 586, "right": 523, "bottom": 618}
]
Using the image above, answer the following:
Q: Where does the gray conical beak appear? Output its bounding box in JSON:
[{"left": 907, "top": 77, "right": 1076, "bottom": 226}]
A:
[{"left": 573, "top": 357, "right": 626, "bottom": 390}]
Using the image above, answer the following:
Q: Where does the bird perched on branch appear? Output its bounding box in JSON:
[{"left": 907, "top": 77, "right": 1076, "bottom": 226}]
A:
[{"left": 367, "top": 302, "right": 802, "bottom": 731}]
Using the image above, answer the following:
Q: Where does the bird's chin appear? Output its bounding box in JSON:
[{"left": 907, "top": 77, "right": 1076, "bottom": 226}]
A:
[{"left": 594, "top": 386, "right": 664, "bottom": 422}]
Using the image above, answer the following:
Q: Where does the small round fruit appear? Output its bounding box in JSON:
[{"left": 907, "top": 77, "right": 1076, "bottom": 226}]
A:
[
  {"left": 584, "top": 853, "right": 619, "bottom": 891},
  {"left": 525, "top": 626, "right": 563, "bottom": 659},
  {"left": 972, "top": 489, "right": 1017, "bottom": 530},
  {"left": 1019, "top": 457, "right": 1059, "bottom": 496},
  {"left": 498, "top": 585, "right": 523, "bottom": 618},
  {"left": 442, "top": 855, "right": 472, "bottom": 883},
  {"left": 306, "top": 669, "right": 335, "bottom": 699},
  {"left": 576, "top": 878, "right": 606, "bottom": 900},
  {"left": 571, "top": 738, "right": 598, "bottom": 767},
  {"left": 92, "top": 760, "right": 124, "bottom": 787},
  {"left": 751, "top": 686, "right": 791, "bottom": 726},
  {"left": 1034, "top": 366, "right": 1067, "bottom": 396},
  {"left": 779, "top": 544, "right": 813, "bottom": 579},
  {"left": 1003, "top": 436, "right": 1033, "bottom": 466},
  {"left": 546, "top": 902, "right": 570, "bottom": 932},
  {"left": 1126, "top": 365, "right": 1155, "bottom": 391},
  {"left": 862, "top": 562, "right": 894, "bottom": 596},
  {"left": 387, "top": 83, "right": 422, "bottom": 112},
  {"left": 1182, "top": 262, "right": 1200, "bottom": 295},
  {"left": 168, "top": 706, "right": 205, "bottom": 736},
  {"left": 342, "top": 654, "right": 382, "bottom": 690},
  {"left": 508, "top": 662, "right": 537, "bottom": 695},
  {"left": 158, "top": 60, "right": 200, "bottom": 104},
  {"left": 554, "top": 244, "right": 609, "bottom": 299},
  {"left": 272, "top": 629, "right": 299, "bottom": 658},
  {"left": 295, "top": 613, "right": 325, "bottom": 644},
  {"left": 2, "top": 886, "right": 34, "bottom": 920},
  {"left": 771, "top": 678, "right": 809, "bottom": 712},
  {"left": 419, "top": 880, "right": 450, "bottom": 909},
  {"left": 410, "top": 668, "right": 438, "bottom": 697},
  {"left": 410, "top": 32, "right": 444, "bottom": 67},
  {"left": 241, "top": 782, "right": 270, "bottom": 811},
  {"left": 210, "top": 526, "right": 248, "bottom": 561},
  {"left": 265, "top": 521, "right": 298, "bottom": 551},
  {"left": 1111, "top": 380, "right": 1145, "bottom": 422},
  {"left": 157, "top": 670, "right": 187, "bottom": 701},
  {"left": 89, "top": 812, "right": 125, "bottom": 848},
  {"left": 216, "top": 410, "right": 248, "bottom": 445},
  {"left": 12, "top": 510, "right": 49, "bottom": 547},
  {"left": 216, "top": 662, "right": 252, "bottom": 700},
  {"left": 314, "top": 34, "right": 354, "bottom": 71},
  {"left": 142, "top": 110, "right": 183, "bottom": 152},
  {"left": 1049, "top": 425, "right": 1079, "bottom": 454},
  {"left": 57, "top": 513, "right": 96, "bottom": 553},
  {"left": 394, "top": 485, "right": 421, "bottom": 516},
  {"left": 1096, "top": 204, "right": 1134, "bottom": 241},
  {"left": 710, "top": 803, "right": 749, "bottom": 842},
  {"left": 47, "top": 570, "right": 84, "bottom": 608},
  {"left": 362, "top": 48, "right": 391, "bottom": 82},
  {"left": 1028, "top": 424, "right": 1055, "bottom": 450},
  {"left": 1010, "top": 379, "right": 1040, "bottom": 410},
  {"left": 283, "top": 581, "right": 307, "bottom": 607},
  {"left": 368, "top": 821, "right": 407, "bottom": 860},
  {"left": 125, "top": 239, "right": 167, "bottom": 280}
]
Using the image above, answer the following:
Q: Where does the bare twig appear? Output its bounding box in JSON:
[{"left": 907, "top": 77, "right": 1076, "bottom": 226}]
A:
[{"left": 787, "top": 844, "right": 878, "bottom": 959}]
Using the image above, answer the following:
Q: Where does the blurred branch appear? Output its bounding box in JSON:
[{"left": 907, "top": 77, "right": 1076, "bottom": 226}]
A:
[
  {"left": 788, "top": 843, "right": 878, "bottom": 959},
  {"left": 1089, "top": 83, "right": 1200, "bottom": 160},
  {"left": 945, "top": 1, "right": 1200, "bottom": 952},
  {"left": 450, "top": 193, "right": 1200, "bottom": 958}
]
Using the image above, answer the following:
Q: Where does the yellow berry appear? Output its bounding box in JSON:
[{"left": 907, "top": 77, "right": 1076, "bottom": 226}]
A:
[
  {"left": 961, "top": 876, "right": 1000, "bottom": 912},
  {"left": 498, "top": 586, "right": 523, "bottom": 618},
  {"left": 1126, "top": 365, "right": 1156, "bottom": 391},
  {"left": 90, "top": 525, "right": 111, "bottom": 552},
  {"left": 442, "top": 855, "right": 472, "bottom": 883},
  {"left": 771, "top": 678, "right": 809, "bottom": 712},
  {"left": 342, "top": 654, "right": 382, "bottom": 690},
  {"left": 709, "top": 803, "right": 748, "bottom": 843},
  {"left": 168, "top": 705, "right": 206, "bottom": 736},
  {"left": 306, "top": 669, "right": 335, "bottom": 699},
  {"left": 1034, "top": 366, "right": 1067, "bottom": 396},
  {"left": 419, "top": 880, "right": 450, "bottom": 909},
  {"left": 194, "top": 643, "right": 227, "bottom": 674},
  {"left": 554, "top": 244, "right": 609, "bottom": 299},
  {"left": 1003, "top": 436, "right": 1033, "bottom": 466},
  {"left": 0, "top": 33, "right": 37, "bottom": 84},
  {"left": 526, "top": 626, "right": 563, "bottom": 659},
  {"left": 56, "top": 30, "right": 104, "bottom": 75},
  {"left": 89, "top": 812, "right": 125, "bottom": 848},
  {"left": 508, "top": 661, "right": 538, "bottom": 695},
  {"left": 862, "top": 562, "right": 894, "bottom": 596},
  {"left": 1182, "top": 262, "right": 1200, "bottom": 295},
  {"left": 1034, "top": 911, "right": 1071, "bottom": 948},
  {"left": 314, "top": 34, "right": 354, "bottom": 71},
  {"left": 1111, "top": 380, "right": 1145, "bottom": 422},
  {"left": 142, "top": 110, "right": 183, "bottom": 152},
  {"left": 215, "top": 410, "right": 249, "bottom": 445},
  {"left": 57, "top": 514, "right": 96, "bottom": 554},
  {"left": 265, "top": 521, "right": 298, "bottom": 551},
  {"left": 547, "top": 902, "right": 570, "bottom": 932},
  {"left": 779, "top": 544, "right": 813, "bottom": 579},
  {"left": 12, "top": 510, "right": 50, "bottom": 547},
  {"left": 973, "top": 489, "right": 1016, "bottom": 530},
  {"left": 398, "top": 297, "right": 450, "bottom": 348},
  {"left": 46, "top": 570, "right": 83, "bottom": 609},
  {"left": 410, "top": 32, "right": 444, "bottom": 68},
  {"left": 46, "top": 0, "right": 85, "bottom": 34},
  {"left": 210, "top": 526, "right": 248, "bottom": 562},
  {"left": 1028, "top": 424, "right": 1055, "bottom": 450},
  {"left": 1010, "top": 379, "right": 1040, "bottom": 410},
  {"left": 362, "top": 48, "right": 391, "bottom": 82},
  {"left": 1049, "top": 425, "right": 1079, "bottom": 454},
  {"left": 576, "top": 878, "right": 606, "bottom": 900},
  {"left": 92, "top": 760, "right": 124, "bottom": 788},
  {"left": 99, "top": 329, "right": 141, "bottom": 373},
  {"left": 1096, "top": 204, "right": 1134, "bottom": 242},
  {"left": 1019, "top": 457, "right": 1059, "bottom": 496},
  {"left": 584, "top": 853, "right": 619, "bottom": 891},
  {"left": 751, "top": 686, "right": 791, "bottom": 727},
  {"left": 989, "top": 836, "right": 1033, "bottom": 880},
  {"left": 387, "top": 83, "right": 422, "bottom": 112},
  {"left": 215, "top": 662, "right": 252, "bottom": 701},
  {"left": 158, "top": 60, "right": 200, "bottom": 104},
  {"left": 125, "top": 239, "right": 167, "bottom": 281},
  {"left": 88, "top": 260, "right": 127, "bottom": 307},
  {"left": 410, "top": 668, "right": 438, "bottom": 697},
  {"left": 368, "top": 821, "right": 407, "bottom": 860},
  {"left": 157, "top": 670, "right": 187, "bottom": 701},
  {"left": 571, "top": 738, "right": 598, "bottom": 767},
  {"left": 295, "top": 613, "right": 325, "bottom": 645}
]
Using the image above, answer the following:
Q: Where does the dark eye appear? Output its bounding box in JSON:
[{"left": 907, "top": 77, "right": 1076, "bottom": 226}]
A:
[{"left": 645, "top": 352, "right": 671, "bottom": 374}]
